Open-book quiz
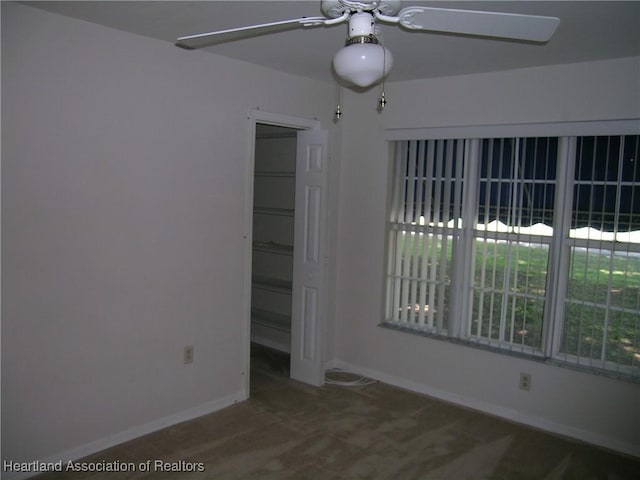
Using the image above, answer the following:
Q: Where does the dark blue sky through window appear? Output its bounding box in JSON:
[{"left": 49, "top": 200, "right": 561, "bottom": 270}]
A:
[
  {"left": 402, "top": 135, "right": 639, "bottom": 231},
  {"left": 573, "top": 135, "right": 640, "bottom": 231},
  {"left": 477, "top": 137, "right": 557, "bottom": 227}
]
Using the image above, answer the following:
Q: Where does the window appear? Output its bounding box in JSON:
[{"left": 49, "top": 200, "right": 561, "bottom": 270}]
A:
[
  {"left": 470, "top": 137, "right": 557, "bottom": 353},
  {"left": 385, "top": 132, "right": 640, "bottom": 381},
  {"left": 559, "top": 136, "right": 640, "bottom": 374}
]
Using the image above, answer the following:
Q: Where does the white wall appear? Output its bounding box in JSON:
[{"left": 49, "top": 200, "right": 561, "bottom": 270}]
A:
[
  {"left": 1, "top": 2, "right": 335, "bottom": 467},
  {"left": 334, "top": 56, "right": 640, "bottom": 456}
]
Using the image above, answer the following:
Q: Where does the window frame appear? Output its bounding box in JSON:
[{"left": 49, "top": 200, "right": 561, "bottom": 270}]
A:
[{"left": 383, "top": 119, "right": 640, "bottom": 381}]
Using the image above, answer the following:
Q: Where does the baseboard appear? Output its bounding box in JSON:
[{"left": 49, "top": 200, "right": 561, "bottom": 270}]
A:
[
  {"left": 329, "top": 359, "right": 639, "bottom": 459},
  {"left": 3, "top": 391, "right": 246, "bottom": 480}
]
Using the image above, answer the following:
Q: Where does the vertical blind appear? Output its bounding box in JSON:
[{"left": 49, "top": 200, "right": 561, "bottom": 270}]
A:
[{"left": 386, "top": 140, "right": 464, "bottom": 333}]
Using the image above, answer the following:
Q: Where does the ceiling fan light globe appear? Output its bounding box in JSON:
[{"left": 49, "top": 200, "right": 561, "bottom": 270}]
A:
[{"left": 332, "top": 43, "right": 393, "bottom": 88}]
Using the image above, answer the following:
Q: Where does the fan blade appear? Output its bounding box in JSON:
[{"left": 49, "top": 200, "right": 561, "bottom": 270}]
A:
[
  {"left": 176, "top": 17, "right": 329, "bottom": 50},
  {"left": 398, "top": 6, "right": 560, "bottom": 43}
]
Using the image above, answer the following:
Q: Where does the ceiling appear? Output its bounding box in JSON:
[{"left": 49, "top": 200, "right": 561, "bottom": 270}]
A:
[{"left": 25, "top": 1, "right": 640, "bottom": 84}]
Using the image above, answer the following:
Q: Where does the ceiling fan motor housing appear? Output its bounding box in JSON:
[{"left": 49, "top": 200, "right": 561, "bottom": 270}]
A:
[
  {"left": 348, "top": 12, "right": 376, "bottom": 38},
  {"left": 321, "top": 0, "right": 402, "bottom": 18}
]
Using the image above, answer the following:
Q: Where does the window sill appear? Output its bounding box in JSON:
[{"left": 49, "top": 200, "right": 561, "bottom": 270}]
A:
[{"left": 379, "top": 321, "right": 640, "bottom": 384}]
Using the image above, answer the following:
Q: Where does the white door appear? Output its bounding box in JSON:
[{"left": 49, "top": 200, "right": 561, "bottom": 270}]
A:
[{"left": 290, "top": 129, "right": 329, "bottom": 386}]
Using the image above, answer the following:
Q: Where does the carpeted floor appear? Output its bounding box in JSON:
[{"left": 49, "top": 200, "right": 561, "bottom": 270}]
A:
[{"left": 36, "top": 343, "right": 640, "bottom": 479}]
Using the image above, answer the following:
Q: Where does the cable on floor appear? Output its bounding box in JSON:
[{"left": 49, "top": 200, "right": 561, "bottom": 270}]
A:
[{"left": 324, "top": 368, "right": 378, "bottom": 387}]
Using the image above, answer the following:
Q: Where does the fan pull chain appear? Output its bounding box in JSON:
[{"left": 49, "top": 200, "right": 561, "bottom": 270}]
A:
[
  {"left": 378, "top": 39, "right": 388, "bottom": 112},
  {"left": 334, "top": 83, "right": 343, "bottom": 121},
  {"left": 378, "top": 90, "right": 387, "bottom": 110}
]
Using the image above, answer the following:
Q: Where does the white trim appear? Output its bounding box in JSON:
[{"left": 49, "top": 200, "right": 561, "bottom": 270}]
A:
[
  {"left": 243, "top": 109, "right": 321, "bottom": 396},
  {"left": 2, "top": 392, "right": 245, "bottom": 480},
  {"left": 248, "top": 109, "right": 320, "bottom": 131},
  {"left": 385, "top": 118, "right": 640, "bottom": 141},
  {"left": 545, "top": 137, "right": 576, "bottom": 357},
  {"left": 329, "top": 359, "right": 639, "bottom": 459}
]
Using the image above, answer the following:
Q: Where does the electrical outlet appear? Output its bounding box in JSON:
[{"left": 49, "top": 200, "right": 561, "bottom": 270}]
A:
[
  {"left": 184, "top": 345, "right": 194, "bottom": 364},
  {"left": 519, "top": 372, "right": 532, "bottom": 391}
]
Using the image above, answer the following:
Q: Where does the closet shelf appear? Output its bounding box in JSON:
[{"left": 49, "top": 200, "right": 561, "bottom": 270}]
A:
[
  {"left": 251, "top": 308, "right": 291, "bottom": 331},
  {"left": 252, "top": 275, "right": 292, "bottom": 294},
  {"left": 254, "top": 207, "right": 294, "bottom": 217},
  {"left": 255, "top": 171, "right": 295, "bottom": 178},
  {"left": 253, "top": 240, "right": 293, "bottom": 256}
]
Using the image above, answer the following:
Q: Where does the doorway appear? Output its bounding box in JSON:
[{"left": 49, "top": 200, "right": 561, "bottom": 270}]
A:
[
  {"left": 244, "top": 111, "right": 328, "bottom": 397},
  {"left": 249, "top": 123, "right": 299, "bottom": 384}
]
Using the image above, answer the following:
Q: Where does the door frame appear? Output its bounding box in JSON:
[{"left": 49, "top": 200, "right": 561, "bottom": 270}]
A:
[{"left": 241, "top": 109, "right": 321, "bottom": 398}]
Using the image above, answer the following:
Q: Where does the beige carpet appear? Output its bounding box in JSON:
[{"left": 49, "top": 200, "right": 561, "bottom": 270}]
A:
[{"left": 36, "top": 344, "right": 640, "bottom": 479}]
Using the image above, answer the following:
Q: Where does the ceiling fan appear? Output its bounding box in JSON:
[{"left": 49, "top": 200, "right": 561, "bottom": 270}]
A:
[{"left": 176, "top": 1, "right": 560, "bottom": 90}]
